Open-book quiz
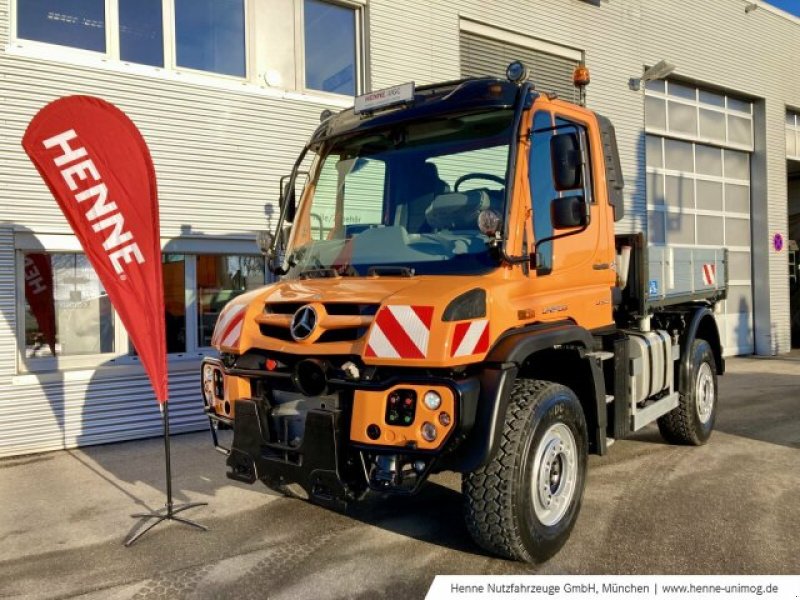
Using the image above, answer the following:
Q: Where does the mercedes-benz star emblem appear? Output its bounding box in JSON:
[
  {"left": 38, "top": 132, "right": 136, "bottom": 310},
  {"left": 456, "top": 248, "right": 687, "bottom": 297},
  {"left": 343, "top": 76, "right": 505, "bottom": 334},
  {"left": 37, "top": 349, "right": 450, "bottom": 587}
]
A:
[{"left": 290, "top": 305, "right": 318, "bottom": 341}]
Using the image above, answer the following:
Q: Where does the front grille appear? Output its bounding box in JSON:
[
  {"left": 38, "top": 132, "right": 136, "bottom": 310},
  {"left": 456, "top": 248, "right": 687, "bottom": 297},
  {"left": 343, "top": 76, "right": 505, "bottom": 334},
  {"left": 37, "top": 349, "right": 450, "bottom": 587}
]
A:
[
  {"left": 264, "top": 302, "right": 379, "bottom": 316},
  {"left": 264, "top": 303, "right": 304, "bottom": 315},
  {"left": 324, "top": 303, "right": 379, "bottom": 316},
  {"left": 318, "top": 328, "right": 368, "bottom": 343},
  {"left": 259, "top": 302, "right": 379, "bottom": 344},
  {"left": 259, "top": 325, "right": 294, "bottom": 341}
]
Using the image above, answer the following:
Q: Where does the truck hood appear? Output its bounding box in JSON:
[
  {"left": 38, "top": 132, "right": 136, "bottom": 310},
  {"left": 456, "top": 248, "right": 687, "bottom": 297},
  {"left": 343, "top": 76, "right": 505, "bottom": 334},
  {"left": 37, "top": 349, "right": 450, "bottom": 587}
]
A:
[
  {"left": 212, "top": 275, "right": 504, "bottom": 367},
  {"left": 260, "top": 276, "right": 423, "bottom": 305}
]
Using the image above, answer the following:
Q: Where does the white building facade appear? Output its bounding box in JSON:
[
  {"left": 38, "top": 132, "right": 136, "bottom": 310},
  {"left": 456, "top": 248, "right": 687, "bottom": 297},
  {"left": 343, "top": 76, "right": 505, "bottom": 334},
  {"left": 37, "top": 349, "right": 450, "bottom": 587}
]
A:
[{"left": 1, "top": 0, "right": 798, "bottom": 457}]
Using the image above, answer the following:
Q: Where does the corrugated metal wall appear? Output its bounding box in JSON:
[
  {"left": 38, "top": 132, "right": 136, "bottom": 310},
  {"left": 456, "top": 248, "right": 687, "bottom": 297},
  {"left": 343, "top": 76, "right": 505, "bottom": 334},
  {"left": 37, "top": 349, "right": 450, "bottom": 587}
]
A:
[
  {"left": 460, "top": 31, "right": 580, "bottom": 103},
  {"left": 0, "top": 0, "right": 346, "bottom": 457},
  {"left": 0, "top": 59, "right": 333, "bottom": 237},
  {"left": 0, "top": 0, "right": 7, "bottom": 47},
  {"left": 0, "top": 369, "right": 206, "bottom": 457},
  {"left": 0, "top": 0, "right": 798, "bottom": 456},
  {"left": 0, "top": 228, "right": 17, "bottom": 380}
]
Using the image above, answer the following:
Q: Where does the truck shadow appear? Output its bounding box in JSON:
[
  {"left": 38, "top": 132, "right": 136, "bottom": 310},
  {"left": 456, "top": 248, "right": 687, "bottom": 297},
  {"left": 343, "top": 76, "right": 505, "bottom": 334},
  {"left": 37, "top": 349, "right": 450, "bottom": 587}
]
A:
[
  {"left": 341, "top": 478, "right": 509, "bottom": 561},
  {"left": 625, "top": 370, "right": 800, "bottom": 449},
  {"left": 713, "top": 369, "right": 800, "bottom": 449}
]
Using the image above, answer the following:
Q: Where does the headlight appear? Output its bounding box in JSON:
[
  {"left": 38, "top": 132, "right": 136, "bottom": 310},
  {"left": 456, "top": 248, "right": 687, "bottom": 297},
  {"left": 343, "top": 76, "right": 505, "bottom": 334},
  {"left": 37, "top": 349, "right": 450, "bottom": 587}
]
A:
[
  {"left": 202, "top": 364, "right": 216, "bottom": 405},
  {"left": 423, "top": 390, "right": 442, "bottom": 411},
  {"left": 442, "top": 288, "right": 486, "bottom": 322}
]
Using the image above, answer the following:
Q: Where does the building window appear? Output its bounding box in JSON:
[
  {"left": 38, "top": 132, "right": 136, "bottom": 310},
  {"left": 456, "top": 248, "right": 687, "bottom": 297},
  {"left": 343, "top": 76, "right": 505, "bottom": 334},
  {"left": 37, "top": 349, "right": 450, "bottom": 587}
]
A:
[
  {"left": 17, "top": 0, "right": 106, "bottom": 52},
  {"left": 14, "top": 0, "right": 367, "bottom": 94},
  {"left": 119, "top": 0, "right": 164, "bottom": 67},
  {"left": 19, "top": 250, "right": 265, "bottom": 373},
  {"left": 645, "top": 80, "right": 754, "bottom": 355},
  {"left": 644, "top": 80, "right": 753, "bottom": 151},
  {"left": 22, "top": 252, "right": 115, "bottom": 360},
  {"left": 787, "top": 111, "right": 800, "bottom": 160},
  {"left": 303, "top": 0, "right": 358, "bottom": 95},
  {"left": 163, "top": 254, "right": 187, "bottom": 353},
  {"left": 175, "top": 0, "right": 246, "bottom": 77},
  {"left": 196, "top": 255, "right": 265, "bottom": 347},
  {"left": 127, "top": 254, "right": 187, "bottom": 356}
]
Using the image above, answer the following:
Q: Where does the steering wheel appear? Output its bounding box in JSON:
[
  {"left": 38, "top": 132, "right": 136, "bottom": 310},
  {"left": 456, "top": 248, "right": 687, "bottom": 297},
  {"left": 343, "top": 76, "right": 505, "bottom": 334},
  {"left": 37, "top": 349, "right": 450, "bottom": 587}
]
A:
[{"left": 454, "top": 173, "right": 505, "bottom": 192}]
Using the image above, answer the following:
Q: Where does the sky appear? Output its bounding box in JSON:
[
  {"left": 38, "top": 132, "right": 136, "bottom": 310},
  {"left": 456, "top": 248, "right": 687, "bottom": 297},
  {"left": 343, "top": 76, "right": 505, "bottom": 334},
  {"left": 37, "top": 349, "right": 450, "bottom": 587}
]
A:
[{"left": 765, "top": 0, "right": 800, "bottom": 17}]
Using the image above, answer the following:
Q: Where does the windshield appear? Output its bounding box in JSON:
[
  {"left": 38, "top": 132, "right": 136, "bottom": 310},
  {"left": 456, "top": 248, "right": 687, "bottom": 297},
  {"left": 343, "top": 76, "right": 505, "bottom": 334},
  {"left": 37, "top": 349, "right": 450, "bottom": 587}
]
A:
[{"left": 284, "top": 110, "right": 514, "bottom": 278}]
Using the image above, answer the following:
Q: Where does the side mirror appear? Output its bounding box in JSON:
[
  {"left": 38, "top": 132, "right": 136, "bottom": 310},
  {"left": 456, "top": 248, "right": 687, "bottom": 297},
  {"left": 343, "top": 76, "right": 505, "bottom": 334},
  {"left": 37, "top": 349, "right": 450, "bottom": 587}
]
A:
[
  {"left": 281, "top": 184, "right": 296, "bottom": 223},
  {"left": 279, "top": 174, "right": 297, "bottom": 223},
  {"left": 550, "top": 132, "right": 582, "bottom": 191},
  {"left": 551, "top": 195, "right": 588, "bottom": 229}
]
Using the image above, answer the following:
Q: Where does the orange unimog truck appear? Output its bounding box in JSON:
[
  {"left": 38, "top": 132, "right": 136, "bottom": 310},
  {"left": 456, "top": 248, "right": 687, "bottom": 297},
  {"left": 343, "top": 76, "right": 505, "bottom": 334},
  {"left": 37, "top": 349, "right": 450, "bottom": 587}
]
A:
[{"left": 201, "top": 63, "right": 727, "bottom": 563}]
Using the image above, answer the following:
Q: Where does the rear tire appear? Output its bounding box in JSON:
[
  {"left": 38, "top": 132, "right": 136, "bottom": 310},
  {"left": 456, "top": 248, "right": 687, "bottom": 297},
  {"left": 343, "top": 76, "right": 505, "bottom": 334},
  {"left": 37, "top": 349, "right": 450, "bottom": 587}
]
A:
[
  {"left": 658, "top": 339, "right": 717, "bottom": 445},
  {"left": 462, "top": 379, "right": 587, "bottom": 563}
]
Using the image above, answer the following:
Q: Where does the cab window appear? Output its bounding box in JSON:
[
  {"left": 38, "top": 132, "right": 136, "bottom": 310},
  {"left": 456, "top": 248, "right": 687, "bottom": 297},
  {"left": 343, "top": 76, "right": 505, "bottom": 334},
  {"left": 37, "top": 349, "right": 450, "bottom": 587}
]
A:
[{"left": 529, "top": 111, "right": 592, "bottom": 274}]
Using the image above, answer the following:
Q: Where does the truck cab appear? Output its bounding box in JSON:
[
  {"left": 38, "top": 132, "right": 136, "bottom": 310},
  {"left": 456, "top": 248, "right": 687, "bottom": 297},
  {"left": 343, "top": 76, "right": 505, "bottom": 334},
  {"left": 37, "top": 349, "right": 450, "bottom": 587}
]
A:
[{"left": 201, "top": 65, "right": 725, "bottom": 563}]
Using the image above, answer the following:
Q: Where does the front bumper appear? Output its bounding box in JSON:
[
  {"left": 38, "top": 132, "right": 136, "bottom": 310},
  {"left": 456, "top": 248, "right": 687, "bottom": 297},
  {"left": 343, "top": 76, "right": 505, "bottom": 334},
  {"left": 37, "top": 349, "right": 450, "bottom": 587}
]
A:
[{"left": 201, "top": 356, "right": 480, "bottom": 507}]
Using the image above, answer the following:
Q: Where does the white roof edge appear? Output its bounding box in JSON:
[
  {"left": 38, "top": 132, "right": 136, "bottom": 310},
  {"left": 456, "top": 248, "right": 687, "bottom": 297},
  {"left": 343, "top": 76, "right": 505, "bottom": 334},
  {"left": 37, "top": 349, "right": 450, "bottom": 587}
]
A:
[{"left": 758, "top": 1, "right": 800, "bottom": 27}]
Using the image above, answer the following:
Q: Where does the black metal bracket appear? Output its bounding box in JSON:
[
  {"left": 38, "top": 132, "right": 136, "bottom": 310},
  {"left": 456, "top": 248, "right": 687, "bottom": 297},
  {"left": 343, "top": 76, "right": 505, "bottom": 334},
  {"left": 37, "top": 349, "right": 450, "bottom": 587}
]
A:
[{"left": 123, "top": 402, "right": 208, "bottom": 546}]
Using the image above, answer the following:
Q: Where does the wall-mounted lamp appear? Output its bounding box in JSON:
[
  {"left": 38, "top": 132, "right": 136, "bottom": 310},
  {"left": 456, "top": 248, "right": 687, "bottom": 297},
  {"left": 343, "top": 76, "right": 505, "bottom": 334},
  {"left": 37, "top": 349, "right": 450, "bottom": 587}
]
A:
[
  {"left": 745, "top": 2, "right": 758, "bottom": 13},
  {"left": 628, "top": 60, "right": 676, "bottom": 92}
]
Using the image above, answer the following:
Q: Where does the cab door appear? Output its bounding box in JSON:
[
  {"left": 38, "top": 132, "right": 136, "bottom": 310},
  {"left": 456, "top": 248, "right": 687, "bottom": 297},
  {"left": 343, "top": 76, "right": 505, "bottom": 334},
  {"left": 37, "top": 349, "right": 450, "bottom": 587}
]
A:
[{"left": 526, "top": 104, "right": 615, "bottom": 330}]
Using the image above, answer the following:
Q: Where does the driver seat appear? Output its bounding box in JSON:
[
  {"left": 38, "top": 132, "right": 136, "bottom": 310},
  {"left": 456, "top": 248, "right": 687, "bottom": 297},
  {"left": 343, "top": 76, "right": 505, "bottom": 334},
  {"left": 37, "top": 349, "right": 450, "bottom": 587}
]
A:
[{"left": 404, "top": 162, "right": 449, "bottom": 233}]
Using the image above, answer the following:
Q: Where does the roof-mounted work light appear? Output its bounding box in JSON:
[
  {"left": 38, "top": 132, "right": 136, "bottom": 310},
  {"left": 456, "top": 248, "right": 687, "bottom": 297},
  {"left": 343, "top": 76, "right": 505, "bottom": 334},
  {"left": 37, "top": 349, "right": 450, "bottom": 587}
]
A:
[{"left": 506, "top": 61, "right": 529, "bottom": 84}]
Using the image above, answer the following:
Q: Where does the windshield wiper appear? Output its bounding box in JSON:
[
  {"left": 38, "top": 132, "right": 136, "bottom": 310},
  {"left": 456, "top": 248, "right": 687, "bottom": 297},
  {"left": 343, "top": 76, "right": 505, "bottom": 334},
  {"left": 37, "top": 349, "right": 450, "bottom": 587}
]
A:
[{"left": 367, "top": 266, "right": 415, "bottom": 277}]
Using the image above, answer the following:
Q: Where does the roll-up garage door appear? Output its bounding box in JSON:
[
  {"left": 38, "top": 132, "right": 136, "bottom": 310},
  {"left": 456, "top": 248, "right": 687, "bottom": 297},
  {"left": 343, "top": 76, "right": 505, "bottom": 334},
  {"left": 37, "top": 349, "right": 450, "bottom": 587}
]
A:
[
  {"left": 645, "top": 80, "right": 754, "bottom": 355},
  {"left": 460, "top": 29, "right": 580, "bottom": 104}
]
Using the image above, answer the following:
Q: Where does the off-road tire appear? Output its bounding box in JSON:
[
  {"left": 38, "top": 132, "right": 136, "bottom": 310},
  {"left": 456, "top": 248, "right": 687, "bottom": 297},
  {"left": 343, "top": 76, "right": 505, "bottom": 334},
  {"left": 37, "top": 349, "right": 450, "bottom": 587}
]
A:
[
  {"left": 462, "top": 379, "right": 588, "bottom": 563},
  {"left": 658, "top": 339, "right": 717, "bottom": 445}
]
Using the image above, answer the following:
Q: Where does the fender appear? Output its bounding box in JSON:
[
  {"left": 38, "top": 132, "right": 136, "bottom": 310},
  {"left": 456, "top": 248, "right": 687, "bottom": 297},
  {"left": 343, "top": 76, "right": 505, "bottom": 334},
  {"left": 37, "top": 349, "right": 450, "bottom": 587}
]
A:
[
  {"left": 678, "top": 306, "right": 725, "bottom": 395},
  {"left": 449, "top": 321, "right": 607, "bottom": 473}
]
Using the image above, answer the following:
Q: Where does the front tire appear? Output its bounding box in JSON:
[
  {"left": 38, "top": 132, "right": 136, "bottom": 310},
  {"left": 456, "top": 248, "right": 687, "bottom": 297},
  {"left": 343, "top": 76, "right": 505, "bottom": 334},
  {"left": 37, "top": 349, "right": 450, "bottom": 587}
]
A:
[
  {"left": 658, "top": 339, "right": 718, "bottom": 445},
  {"left": 462, "top": 380, "right": 588, "bottom": 563}
]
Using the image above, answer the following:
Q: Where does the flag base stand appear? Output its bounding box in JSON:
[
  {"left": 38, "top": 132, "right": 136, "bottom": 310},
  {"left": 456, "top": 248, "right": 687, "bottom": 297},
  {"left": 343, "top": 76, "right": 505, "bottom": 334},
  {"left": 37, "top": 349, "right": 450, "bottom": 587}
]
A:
[{"left": 124, "top": 401, "right": 208, "bottom": 547}]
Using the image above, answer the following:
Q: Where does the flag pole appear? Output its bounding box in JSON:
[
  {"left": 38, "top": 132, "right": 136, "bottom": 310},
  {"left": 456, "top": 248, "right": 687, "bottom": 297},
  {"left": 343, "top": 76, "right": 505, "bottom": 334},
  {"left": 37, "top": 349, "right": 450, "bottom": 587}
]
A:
[{"left": 123, "top": 401, "right": 208, "bottom": 546}]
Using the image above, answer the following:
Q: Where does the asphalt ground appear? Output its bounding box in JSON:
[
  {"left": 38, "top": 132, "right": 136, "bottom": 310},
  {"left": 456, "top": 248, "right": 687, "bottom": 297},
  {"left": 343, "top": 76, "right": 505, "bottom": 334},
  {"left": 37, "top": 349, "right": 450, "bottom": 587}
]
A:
[{"left": 1, "top": 355, "right": 798, "bottom": 599}]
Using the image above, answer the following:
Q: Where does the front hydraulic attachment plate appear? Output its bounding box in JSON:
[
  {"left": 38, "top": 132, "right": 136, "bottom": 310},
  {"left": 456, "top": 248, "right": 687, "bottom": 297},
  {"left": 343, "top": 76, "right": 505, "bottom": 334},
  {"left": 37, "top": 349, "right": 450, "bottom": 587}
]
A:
[{"left": 226, "top": 397, "right": 355, "bottom": 511}]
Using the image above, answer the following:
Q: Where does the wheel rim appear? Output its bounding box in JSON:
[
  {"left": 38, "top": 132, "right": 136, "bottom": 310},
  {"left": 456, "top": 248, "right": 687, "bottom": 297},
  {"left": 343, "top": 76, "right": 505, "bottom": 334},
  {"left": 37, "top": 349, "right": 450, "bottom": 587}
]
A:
[
  {"left": 695, "top": 362, "right": 715, "bottom": 424},
  {"left": 531, "top": 423, "right": 577, "bottom": 526}
]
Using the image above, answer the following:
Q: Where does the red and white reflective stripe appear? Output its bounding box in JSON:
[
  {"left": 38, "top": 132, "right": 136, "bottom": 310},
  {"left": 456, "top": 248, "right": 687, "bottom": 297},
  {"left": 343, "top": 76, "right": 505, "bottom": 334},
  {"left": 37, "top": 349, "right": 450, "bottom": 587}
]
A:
[
  {"left": 366, "top": 305, "right": 434, "bottom": 359},
  {"left": 211, "top": 304, "right": 246, "bottom": 348},
  {"left": 702, "top": 263, "right": 717, "bottom": 286},
  {"left": 451, "top": 319, "right": 490, "bottom": 357}
]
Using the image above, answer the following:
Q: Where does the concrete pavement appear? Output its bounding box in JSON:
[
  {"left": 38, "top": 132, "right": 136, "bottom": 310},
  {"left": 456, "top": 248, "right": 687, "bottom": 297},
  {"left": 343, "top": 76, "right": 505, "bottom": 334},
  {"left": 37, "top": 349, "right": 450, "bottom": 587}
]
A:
[{"left": 0, "top": 355, "right": 798, "bottom": 599}]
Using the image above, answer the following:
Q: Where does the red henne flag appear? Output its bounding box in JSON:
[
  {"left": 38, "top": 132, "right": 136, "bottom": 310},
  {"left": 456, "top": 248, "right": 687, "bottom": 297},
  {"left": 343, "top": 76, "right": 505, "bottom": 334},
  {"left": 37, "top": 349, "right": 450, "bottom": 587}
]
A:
[{"left": 22, "top": 96, "right": 168, "bottom": 403}]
